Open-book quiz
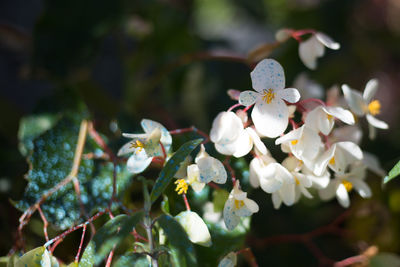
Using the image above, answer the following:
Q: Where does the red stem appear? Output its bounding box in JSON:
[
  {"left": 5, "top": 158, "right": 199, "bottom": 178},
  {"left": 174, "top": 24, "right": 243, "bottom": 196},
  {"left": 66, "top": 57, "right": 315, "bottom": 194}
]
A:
[
  {"left": 223, "top": 156, "right": 236, "bottom": 185},
  {"left": 334, "top": 255, "right": 367, "bottom": 267},
  {"left": 243, "top": 104, "right": 254, "bottom": 112},
  {"left": 169, "top": 126, "right": 210, "bottom": 144},
  {"left": 182, "top": 194, "right": 191, "bottom": 211},
  {"left": 227, "top": 103, "right": 242, "bottom": 112},
  {"left": 75, "top": 224, "right": 87, "bottom": 263},
  {"left": 105, "top": 247, "right": 115, "bottom": 267},
  {"left": 37, "top": 205, "right": 49, "bottom": 242}
]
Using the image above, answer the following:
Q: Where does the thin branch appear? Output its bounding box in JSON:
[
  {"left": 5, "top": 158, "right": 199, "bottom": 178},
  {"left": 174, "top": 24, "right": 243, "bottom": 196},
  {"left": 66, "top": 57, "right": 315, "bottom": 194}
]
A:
[
  {"left": 37, "top": 205, "right": 49, "bottom": 242},
  {"left": 169, "top": 126, "right": 210, "bottom": 144},
  {"left": 74, "top": 224, "right": 87, "bottom": 263}
]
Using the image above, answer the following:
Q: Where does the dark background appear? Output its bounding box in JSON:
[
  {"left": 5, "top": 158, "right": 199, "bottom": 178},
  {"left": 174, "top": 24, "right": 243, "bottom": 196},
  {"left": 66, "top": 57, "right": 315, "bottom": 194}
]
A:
[{"left": 1, "top": 0, "right": 400, "bottom": 265}]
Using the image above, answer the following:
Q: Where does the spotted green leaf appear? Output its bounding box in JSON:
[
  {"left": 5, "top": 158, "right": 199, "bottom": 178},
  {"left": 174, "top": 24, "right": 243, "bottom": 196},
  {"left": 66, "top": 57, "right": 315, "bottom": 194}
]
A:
[{"left": 384, "top": 160, "right": 400, "bottom": 184}]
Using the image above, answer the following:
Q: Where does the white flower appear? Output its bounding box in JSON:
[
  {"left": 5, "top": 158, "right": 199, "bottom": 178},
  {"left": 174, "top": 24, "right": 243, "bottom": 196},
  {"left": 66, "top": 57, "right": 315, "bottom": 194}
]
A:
[
  {"left": 249, "top": 153, "right": 276, "bottom": 188},
  {"left": 239, "top": 59, "right": 300, "bottom": 138},
  {"left": 314, "top": 141, "right": 363, "bottom": 176},
  {"left": 319, "top": 163, "right": 371, "bottom": 208},
  {"left": 210, "top": 111, "right": 267, "bottom": 157},
  {"left": 174, "top": 145, "right": 227, "bottom": 194},
  {"left": 305, "top": 105, "right": 355, "bottom": 135},
  {"left": 223, "top": 181, "right": 259, "bottom": 230},
  {"left": 118, "top": 119, "right": 172, "bottom": 174},
  {"left": 363, "top": 151, "right": 386, "bottom": 177},
  {"left": 275, "top": 125, "right": 323, "bottom": 170},
  {"left": 175, "top": 211, "right": 212, "bottom": 247},
  {"left": 302, "top": 164, "right": 331, "bottom": 190},
  {"left": 342, "top": 79, "right": 389, "bottom": 139},
  {"left": 299, "top": 32, "right": 340, "bottom": 70},
  {"left": 270, "top": 157, "right": 312, "bottom": 209},
  {"left": 329, "top": 125, "right": 363, "bottom": 145},
  {"left": 292, "top": 72, "right": 324, "bottom": 100},
  {"left": 218, "top": 252, "right": 237, "bottom": 267}
]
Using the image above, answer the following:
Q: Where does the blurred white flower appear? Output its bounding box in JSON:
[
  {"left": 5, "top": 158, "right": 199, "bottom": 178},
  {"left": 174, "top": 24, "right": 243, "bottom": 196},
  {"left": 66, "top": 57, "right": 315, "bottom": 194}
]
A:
[
  {"left": 342, "top": 79, "right": 389, "bottom": 139},
  {"left": 239, "top": 59, "right": 300, "bottom": 138},
  {"left": 329, "top": 125, "right": 363, "bottom": 145},
  {"left": 292, "top": 72, "right": 324, "bottom": 100},
  {"left": 118, "top": 119, "right": 172, "bottom": 174},
  {"left": 210, "top": 111, "right": 267, "bottom": 157},
  {"left": 305, "top": 105, "right": 354, "bottom": 135},
  {"left": 319, "top": 163, "right": 371, "bottom": 208},
  {"left": 299, "top": 32, "right": 340, "bottom": 70},
  {"left": 218, "top": 252, "right": 237, "bottom": 267},
  {"left": 175, "top": 211, "right": 212, "bottom": 247},
  {"left": 223, "top": 181, "right": 259, "bottom": 230}
]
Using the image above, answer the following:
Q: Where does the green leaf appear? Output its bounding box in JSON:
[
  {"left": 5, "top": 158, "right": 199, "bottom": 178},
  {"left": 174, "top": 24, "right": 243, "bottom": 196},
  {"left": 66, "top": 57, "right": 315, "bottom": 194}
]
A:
[
  {"left": 384, "top": 160, "right": 400, "bottom": 184},
  {"left": 150, "top": 139, "right": 202, "bottom": 203},
  {"left": 81, "top": 212, "right": 144, "bottom": 265},
  {"left": 15, "top": 246, "right": 49, "bottom": 267},
  {"left": 370, "top": 252, "right": 400, "bottom": 267},
  {"left": 6, "top": 254, "right": 18, "bottom": 267},
  {"left": 161, "top": 195, "right": 170, "bottom": 214},
  {"left": 113, "top": 253, "right": 150, "bottom": 267},
  {"left": 16, "top": 110, "right": 134, "bottom": 229},
  {"left": 79, "top": 242, "right": 94, "bottom": 267},
  {"left": 157, "top": 214, "right": 198, "bottom": 267},
  {"left": 212, "top": 189, "right": 229, "bottom": 213}
]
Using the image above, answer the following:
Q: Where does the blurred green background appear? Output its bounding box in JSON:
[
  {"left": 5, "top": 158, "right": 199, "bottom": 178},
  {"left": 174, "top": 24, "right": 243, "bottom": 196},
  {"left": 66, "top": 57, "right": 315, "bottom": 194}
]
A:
[{"left": 1, "top": 0, "right": 400, "bottom": 266}]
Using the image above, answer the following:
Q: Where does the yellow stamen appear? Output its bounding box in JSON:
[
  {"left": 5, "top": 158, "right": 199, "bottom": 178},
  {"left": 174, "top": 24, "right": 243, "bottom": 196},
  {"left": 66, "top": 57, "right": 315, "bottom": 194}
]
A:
[
  {"left": 327, "top": 114, "right": 333, "bottom": 120},
  {"left": 294, "top": 176, "right": 300, "bottom": 185},
  {"left": 130, "top": 140, "right": 145, "bottom": 154},
  {"left": 261, "top": 89, "right": 275, "bottom": 104},
  {"left": 291, "top": 139, "right": 298, "bottom": 145},
  {"left": 329, "top": 157, "right": 335, "bottom": 165},
  {"left": 234, "top": 199, "right": 245, "bottom": 209},
  {"left": 174, "top": 179, "right": 188, "bottom": 195},
  {"left": 342, "top": 179, "right": 353, "bottom": 192},
  {"left": 368, "top": 100, "right": 381, "bottom": 116}
]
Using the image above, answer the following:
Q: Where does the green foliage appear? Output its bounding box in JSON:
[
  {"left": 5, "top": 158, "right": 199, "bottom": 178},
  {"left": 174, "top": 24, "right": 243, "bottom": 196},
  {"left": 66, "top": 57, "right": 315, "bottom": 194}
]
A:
[
  {"left": 15, "top": 246, "right": 47, "bottom": 267},
  {"left": 384, "top": 160, "right": 400, "bottom": 184},
  {"left": 113, "top": 253, "right": 150, "bottom": 267},
  {"left": 157, "top": 214, "right": 198, "bottom": 267},
  {"left": 81, "top": 212, "right": 144, "bottom": 266},
  {"left": 150, "top": 139, "right": 203, "bottom": 203},
  {"left": 79, "top": 242, "right": 94, "bottom": 267},
  {"left": 15, "top": 111, "right": 133, "bottom": 229}
]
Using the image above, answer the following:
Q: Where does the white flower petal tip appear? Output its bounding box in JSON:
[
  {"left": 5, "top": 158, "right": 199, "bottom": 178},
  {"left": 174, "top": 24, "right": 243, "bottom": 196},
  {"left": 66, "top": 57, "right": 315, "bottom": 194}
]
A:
[
  {"left": 175, "top": 211, "right": 212, "bottom": 247},
  {"left": 239, "top": 90, "right": 258, "bottom": 106},
  {"left": 197, "top": 157, "right": 227, "bottom": 184},
  {"left": 218, "top": 252, "right": 237, "bottom": 267},
  {"left": 250, "top": 59, "right": 285, "bottom": 91},
  {"left": 315, "top": 32, "right": 340, "bottom": 50}
]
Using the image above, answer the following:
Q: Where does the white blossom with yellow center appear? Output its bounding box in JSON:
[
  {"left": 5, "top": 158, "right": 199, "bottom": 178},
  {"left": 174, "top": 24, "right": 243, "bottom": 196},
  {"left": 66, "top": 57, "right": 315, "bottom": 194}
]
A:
[
  {"left": 319, "top": 163, "right": 371, "bottom": 208},
  {"left": 223, "top": 181, "right": 259, "bottom": 231},
  {"left": 239, "top": 59, "right": 301, "bottom": 138},
  {"left": 118, "top": 119, "right": 172, "bottom": 174},
  {"left": 342, "top": 79, "right": 389, "bottom": 139}
]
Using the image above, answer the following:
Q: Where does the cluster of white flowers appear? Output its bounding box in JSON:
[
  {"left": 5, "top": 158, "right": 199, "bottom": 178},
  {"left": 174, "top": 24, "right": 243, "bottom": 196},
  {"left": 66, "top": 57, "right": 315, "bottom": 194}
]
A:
[{"left": 118, "top": 30, "right": 389, "bottom": 264}]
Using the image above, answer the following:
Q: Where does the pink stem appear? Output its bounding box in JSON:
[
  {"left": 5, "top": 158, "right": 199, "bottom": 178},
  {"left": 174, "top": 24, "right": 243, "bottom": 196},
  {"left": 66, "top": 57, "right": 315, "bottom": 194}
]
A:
[
  {"left": 75, "top": 224, "right": 87, "bottom": 262},
  {"left": 182, "top": 194, "right": 191, "bottom": 211},
  {"left": 227, "top": 103, "right": 242, "bottom": 112},
  {"left": 37, "top": 205, "right": 49, "bottom": 242}
]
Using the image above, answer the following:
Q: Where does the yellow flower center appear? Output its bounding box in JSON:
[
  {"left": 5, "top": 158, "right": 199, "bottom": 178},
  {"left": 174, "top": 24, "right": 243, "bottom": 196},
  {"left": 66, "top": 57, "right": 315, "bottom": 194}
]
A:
[
  {"left": 326, "top": 114, "right": 333, "bottom": 120},
  {"left": 329, "top": 157, "right": 335, "bottom": 165},
  {"left": 291, "top": 139, "right": 298, "bottom": 145},
  {"left": 130, "top": 140, "right": 145, "bottom": 154},
  {"left": 262, "top": 89, "right": 275, "bottom": 104},
  {"left": 234, "top": 199, "right": 245, "bottom": 209},
  {"left": 294, "top": 176, "right": 300, "bottom": 185},
  {"left": 342, "top": 179, "right": 353, "bottom": 192},
  {"left": 174, "top": 179, "right": 188, "bottom": 195},
  {"left": 368, "top": 100, "right": 381, "bottom": 116}
]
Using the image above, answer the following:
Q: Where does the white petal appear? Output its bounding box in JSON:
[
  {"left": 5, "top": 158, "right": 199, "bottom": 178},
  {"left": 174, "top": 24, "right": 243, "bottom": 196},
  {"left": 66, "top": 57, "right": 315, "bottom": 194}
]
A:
[
  {"left": 272, "top": 192, "right": 282, "bottom": 209},
  {"left": 352, "top": 179, "right": 372, "bottom": 198},
  {"left": 300, "top": 186, "right": 313, "bottom": 199},
  {"left": 366, "top": 114, "right": 389, "bottom": 129},
  {"left": 127, "top": 150, "right": 152, "bottom": 174},
  {"left": 250, "top": 59, "right": 285, "bottom": 91},
  {"left": 175, "top": 211, "right": 212, "bottom": 247},
  {"left": 246, "top": 127, "right": 267, "bottom": 155},
  {"left": 295, "top": 126, "right": 322, "bottom": 162},
  {"left": 363, "top": 151, "right": 386, "bottom": 177},
  {"left": 223, "top": 199, "right": 240, "bottom": 231},
  {"left": 239, "top": 90, "right": 259, "bottom": 106},
  {"left": 318, "top": 181, "right": 337, "bottom": 200},
  {"left": 249, "top": 158, "right": 261, "bottom": 188},
  {"left": 304, "top": 106, "right": 324, "bottom": 133},
  {"left": 337, "top": 141, "right": 364, "bottom": 161},
  {"left": 260, "top": 176, "right": 283, "bottom": 194},
  {"left": 341, "top": 85, "right": 366, "bottom": 116},
  {"left": 296, "top": 173, "right": 312, "bottom": 188},
  {"left": 331, "top": 125, "right": 363, "bottom": 145},
  {"left": 336, "top": 183, "right": 350, "bottom": 208},
  {"left": 122, "top": 133, "right": 147, "bottom": 139},
  {"left": 279, "top": 183, "right": 295, "bottom": 206},
  {"left": 276, "top": 88, "right": 301, "bottom": 103},
  {"left": 187, "top": 164, "right": 200, "bottom": 183},
  {"left": 235, "top": 205, "right": 252, "bottom": 217},
  {"left": 315, "top": 32, "right": 340, "bottom": 50},
  {"left": 244, "top": 198, "right": 259, "bottom": 213},
  {"left": 210, "top": 112, "right": 243, "bottom": 144},
  {"left": 218, "top": 252, "right": 237, "bottom": 267},
  {"left": 141, "top": 119, "right": 172, "bottom": 151},
  {"left": 324, "top": 106, "right": 355, "bottom": 125},
  {"left": 144, "top": 128, "right": 162, "bottom": 157},
  {"left": 299, "top": 35, "right": 325, "bottom": 70},
  {"left": 310, "top": 174, "right": 330, "bottom": 189},
  {"left": 215, "top": 141, "right": 239, "bottom": 156},
  {"left": 363, "top": 79, "right": 379, "bottom": 103},
  {"left": 368, "top": 122, "right": 377, "bottom": 140},
  {"left": 252, "top": 99, "right": 289, "bottom": 138},
  {"left": 117, "top": 140, "right": 139, "bottom": 156},
  {"left": 275, "top": 126, "right": 303, "bottom": 145},
  {"left": 197, "top": 157, "right": 227, "bottom": 184},
  {"left": 232, "top": 129, "right": 253, "bottom": 157}
]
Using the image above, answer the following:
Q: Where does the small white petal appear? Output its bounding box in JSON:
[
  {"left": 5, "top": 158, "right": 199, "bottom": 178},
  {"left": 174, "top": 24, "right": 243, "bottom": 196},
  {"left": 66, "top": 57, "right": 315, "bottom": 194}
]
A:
[
  {"left": 122, "top": 133, "right": 147, "bottom": 139},
  {"left": 252, "top": 99, "right": 289, "bottom": 138},
  {"left": 218, "top": 252, "right": 237, "bottom": 267},
  {"left": 315, "top": 32, "right": 340, "bottom": 50},
  {"left": 300, "top": 186, "right": 313, "bottom": 199},
  {"left": 366, "top": 114, "right": 389, "bottom": 129},
  {"left": 318, "top": 181, "right": 337, "bottom": 200},
  {"left": 324, "top": 106, "right": 355, "bottom": 125},
  {"left": 246, "top": 127, "right": 267, "bottom": 155},
  {"left": 141, "top": 119, "right": 172, "bottom": 151},
  {"left": 127, "top": 150, "right": 153, "bottom": 174},
  {"left": 369, "top": 123, "right": 377, "bottom": 140},
  {"left": 299, "top": 35, "right": 325, "bottom": 70},
  {"left": 363, "top": 151, "right": 386, "bottom": 177},
  {"left": 337, "top": 141, "right": 364, "bottom": 161},
  {"left": 249, "top": 158, "right": 262, "bottom": 188},
  {"left": 279, "top": 183, "right": 295, "bottom": 206},
  {"left": 197, "top": 157, "right": 227, "bottom": 184},
  {"left": 244, "top": 198, "right": 259, "bottom": 213},
  {"left": 239, "top": 90, "right": 259, "bottom": 106},
  {"left": 276, "top": 88, "right": 301, "bottom": 103},
  {"left": 232, "top": 129, "right": 253, "bottom": 158},
  {"left": 210, "top": 112, "right": 243, "bottom": 144},
  {"left": 175, "top": 211, "right": 212, "bottom": 247},
  {"left": 235, "top": 205, "right": 252, "bottom": 217},
  {"left": 223, "top": 199, "right": 240, "bottom": 231},
  {"left": 363, "top": 79, "right": 379, "bottom": 103},
  {"left": 341, "top": 85, "right": 366, "bottom": 116},
  {"left": 117, "top": 140, "right": 139, "bottom": 156},
  {"left": 275, "top": 126, "right": 303, "bottom": 145},
  {"left": 336, "top": 183, "right": 350, "bottom": 208},
  {"left": 250, "top": 59, "right": 285, "bottom": 91},
  {"left": 145, "top": 128, "right": 162, "bottom": 157},
  {"left": 352, "top": 179, "right": 372, "bottom": 198},
  {"left": 330, "top": 125, "right": 363, "bottom": 145},
  {"left": 272, "top": 192, "right": 282, "bottom": 209}
]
